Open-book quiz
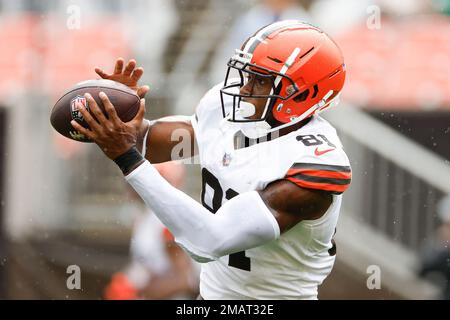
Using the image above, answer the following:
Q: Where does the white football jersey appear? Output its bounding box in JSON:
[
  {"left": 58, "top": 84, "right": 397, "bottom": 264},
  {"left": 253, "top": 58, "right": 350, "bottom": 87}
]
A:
[{"left": 190, "top": 83, "right": 351, "bottom": 300}]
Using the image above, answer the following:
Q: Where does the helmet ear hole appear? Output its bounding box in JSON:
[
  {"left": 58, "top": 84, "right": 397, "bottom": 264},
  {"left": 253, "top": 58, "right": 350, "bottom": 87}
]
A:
[
  {"left": 293, "top": 89, "right": 309, "bottom": 103},
  {"left": 310, "top": 85, "right": 319, "bottom": 99}
]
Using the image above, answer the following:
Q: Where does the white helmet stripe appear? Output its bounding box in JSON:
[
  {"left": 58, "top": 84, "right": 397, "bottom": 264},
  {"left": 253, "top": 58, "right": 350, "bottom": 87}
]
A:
[
  {"left": 274, "top": 47, "right": 301, "bottom": 88},
  {"left": 243, "top": 20, "right": 303, "bottom": 55}
]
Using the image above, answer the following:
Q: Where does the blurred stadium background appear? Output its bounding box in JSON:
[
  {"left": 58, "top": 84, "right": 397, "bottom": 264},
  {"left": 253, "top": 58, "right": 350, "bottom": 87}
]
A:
[{"left": 0, "top": 0, "right": 449, "bottom": 299}]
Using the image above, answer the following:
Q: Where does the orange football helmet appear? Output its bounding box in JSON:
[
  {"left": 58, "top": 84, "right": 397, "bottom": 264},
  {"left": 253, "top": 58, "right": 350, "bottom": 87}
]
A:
[{"left": 220, "top": 20, "right": 346, "bottom": 136}]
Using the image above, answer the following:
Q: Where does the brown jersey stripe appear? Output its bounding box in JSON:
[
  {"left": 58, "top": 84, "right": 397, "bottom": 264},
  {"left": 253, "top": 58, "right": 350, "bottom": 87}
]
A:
[
  {"left": 287, "top": 168, "right": 352, "bottom": 180},
  {"left": 288, "top": 173, "right": 351, "bottom": 185},
  {"left": 291, "top": 162, "right": 351, "bottom": 173},
  {"left": 286, "top": 176, "right": 349, "bottom": 194}
]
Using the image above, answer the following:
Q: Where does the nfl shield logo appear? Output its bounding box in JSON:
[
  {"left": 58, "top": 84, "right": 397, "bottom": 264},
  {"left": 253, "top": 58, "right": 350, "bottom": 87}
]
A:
[
  {"left": 222, "top": 153, "right": 232, "bottom": 166},
  {"left": 70, "top": 95, "right": 89, "bottom": 121}
]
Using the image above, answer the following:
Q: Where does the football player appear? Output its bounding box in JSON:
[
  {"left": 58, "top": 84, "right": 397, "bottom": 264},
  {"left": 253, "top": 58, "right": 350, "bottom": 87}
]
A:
[{"left": 72, "top": 20, "right": 351, "bottom": 299}]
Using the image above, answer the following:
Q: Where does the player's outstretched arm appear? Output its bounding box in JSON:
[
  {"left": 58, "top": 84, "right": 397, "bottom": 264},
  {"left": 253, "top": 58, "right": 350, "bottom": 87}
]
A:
[{"left": 124, "top": 163, "right": 333, "bottom": 262}]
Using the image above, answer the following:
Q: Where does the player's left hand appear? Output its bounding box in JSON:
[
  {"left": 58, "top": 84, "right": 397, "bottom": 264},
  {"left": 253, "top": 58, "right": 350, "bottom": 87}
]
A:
[
  {"left": 95, "top": 58, "right": 150, "bottom": 99},
  {"left": 70, "top": 92, "right": 146, "bottom": 160}
]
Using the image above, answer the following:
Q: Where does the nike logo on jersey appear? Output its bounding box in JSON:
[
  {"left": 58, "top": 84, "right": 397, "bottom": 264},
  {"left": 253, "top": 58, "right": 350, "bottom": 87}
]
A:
[{"left": 314, "top": 147, "right": 335, "bottom": 156}]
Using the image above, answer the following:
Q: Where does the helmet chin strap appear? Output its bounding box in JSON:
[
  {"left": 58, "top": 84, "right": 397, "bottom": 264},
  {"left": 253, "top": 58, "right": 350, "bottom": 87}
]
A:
[
  {"left": 236, "top": 101, "right": 256, "bottom": 118},
  {"left": 220, "top": 100, "right": 272, "bottom": 139},
  {"left": 236, "top": 101, "right": 273, "bottom": 139},
  {"left": 232, "top": 101, "right": 273, "bottom": 139}
]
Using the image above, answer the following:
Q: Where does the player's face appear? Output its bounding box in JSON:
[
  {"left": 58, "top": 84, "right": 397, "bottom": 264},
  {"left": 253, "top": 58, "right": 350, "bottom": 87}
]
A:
[{"left": 240, "top": 72, "right": 275, "bottom": 120}]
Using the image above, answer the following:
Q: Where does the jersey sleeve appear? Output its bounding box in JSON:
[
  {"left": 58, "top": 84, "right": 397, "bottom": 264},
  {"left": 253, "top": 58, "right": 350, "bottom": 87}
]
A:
[{"left": 284, "top": 135, "right": 352, "bottom": 195}]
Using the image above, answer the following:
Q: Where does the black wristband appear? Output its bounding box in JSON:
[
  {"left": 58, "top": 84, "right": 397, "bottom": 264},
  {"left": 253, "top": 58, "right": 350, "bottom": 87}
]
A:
[{"left": 113, "top": 146, "right": 145, "bottom": 175}]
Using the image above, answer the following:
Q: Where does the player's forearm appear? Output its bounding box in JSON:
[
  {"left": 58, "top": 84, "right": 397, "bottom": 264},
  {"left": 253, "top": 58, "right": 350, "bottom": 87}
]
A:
[
  {"left": 125, "top": 161, "right": 280, "bottom": 262},
  {"left": 142, "top": 117, "right": 197, "bottom": 164}
]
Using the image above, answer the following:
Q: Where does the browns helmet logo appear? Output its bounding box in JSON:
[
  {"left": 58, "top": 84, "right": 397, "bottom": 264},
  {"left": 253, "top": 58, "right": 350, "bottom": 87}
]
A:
[
  {"left": 70, "top": 95, "right": 89, "bottom": 121},
  {"left": 222, "top": 153, "right": 232, "bottom": 166}
]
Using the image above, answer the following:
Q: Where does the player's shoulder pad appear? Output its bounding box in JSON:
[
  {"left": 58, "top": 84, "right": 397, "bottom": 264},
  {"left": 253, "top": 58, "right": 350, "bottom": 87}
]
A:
[
  {"left": 285, "top": 116, "right": 352, "bottom": 195},
  {"left": 194, "top": 81, "right": 224, "bottom": 121}
]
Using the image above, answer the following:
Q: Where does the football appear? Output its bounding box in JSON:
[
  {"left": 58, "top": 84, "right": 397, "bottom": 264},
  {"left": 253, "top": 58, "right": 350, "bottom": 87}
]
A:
[{"left": 50, "top": 79, "right": 140, "bottom": 142}]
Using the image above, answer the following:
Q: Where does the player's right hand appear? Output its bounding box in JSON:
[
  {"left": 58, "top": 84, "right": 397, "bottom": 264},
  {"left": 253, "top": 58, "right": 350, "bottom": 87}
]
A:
[{"left": 95, "top": 58, "right": 150, "bottom": 98}]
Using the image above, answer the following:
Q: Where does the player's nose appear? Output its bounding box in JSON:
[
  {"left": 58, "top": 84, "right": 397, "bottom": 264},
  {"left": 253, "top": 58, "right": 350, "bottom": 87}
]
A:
[{"left": 240, "top": 81, "right": 253, "bottom": 96}]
